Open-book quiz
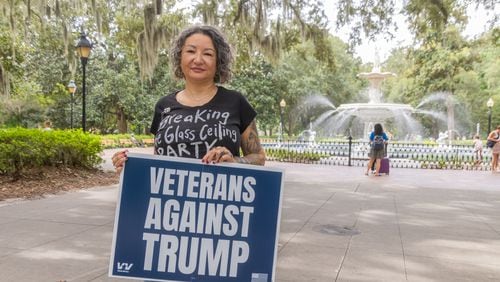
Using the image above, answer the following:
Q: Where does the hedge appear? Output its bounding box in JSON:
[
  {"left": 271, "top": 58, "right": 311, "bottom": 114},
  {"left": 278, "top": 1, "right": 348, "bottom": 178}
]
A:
[
  {"left": 0, "top": 128, "right": 102, "bottom": 176},
  {"left": 265, "top": 148, "right": 328, "bottom": 162}
]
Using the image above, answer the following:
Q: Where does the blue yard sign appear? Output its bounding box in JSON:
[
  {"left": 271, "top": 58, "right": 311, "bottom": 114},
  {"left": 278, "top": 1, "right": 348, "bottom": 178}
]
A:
[{"left": 109, "top": 153, "right": 284, "bottom": 282}]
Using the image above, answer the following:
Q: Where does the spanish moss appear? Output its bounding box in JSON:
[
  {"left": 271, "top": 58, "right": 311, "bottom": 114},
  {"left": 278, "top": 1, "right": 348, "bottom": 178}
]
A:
[{"left": 136, "top": 4, "right": 174, "bottom": 80}]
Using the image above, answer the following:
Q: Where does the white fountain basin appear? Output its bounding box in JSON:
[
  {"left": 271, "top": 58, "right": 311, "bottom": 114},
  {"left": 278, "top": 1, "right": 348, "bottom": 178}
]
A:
[{"left": 336, "top": 103, "right": 415, "bottom": 120}]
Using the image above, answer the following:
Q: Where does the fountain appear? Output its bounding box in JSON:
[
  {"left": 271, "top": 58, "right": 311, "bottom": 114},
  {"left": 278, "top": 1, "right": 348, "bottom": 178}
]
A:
[
  {"left": 262, "top": 54, "right": 482, "bottom": 170},
  {"left": 307, "top": 55, "right": 420, "bottom": 139},
  {"left": 302, "top": 53, "right": 466, "bottom": 141}
]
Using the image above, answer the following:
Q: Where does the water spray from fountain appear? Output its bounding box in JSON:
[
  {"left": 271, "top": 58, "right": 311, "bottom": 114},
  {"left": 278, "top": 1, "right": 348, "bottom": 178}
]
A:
[{"left": 299, "top": 52, "right": 469, "bottom": 142}]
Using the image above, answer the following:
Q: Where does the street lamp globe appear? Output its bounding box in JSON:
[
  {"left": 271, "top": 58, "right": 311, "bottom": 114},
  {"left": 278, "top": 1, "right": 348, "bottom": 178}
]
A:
[
  {"left": 67, "top": 80, "right": 77, "bottom": 94},
  {"left": 280, "top": 99, "right": 286, "bottom": 108},
  {"left": 487, "top": 98, "right": 494, "bottom": 108},
  {"left": 76, "top": 33, "right": 92, "bottom": 64}
]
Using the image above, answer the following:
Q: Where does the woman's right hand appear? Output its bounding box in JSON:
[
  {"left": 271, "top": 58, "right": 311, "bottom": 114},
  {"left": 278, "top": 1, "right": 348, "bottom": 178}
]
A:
[{"left": 112, "top": 150, "right": 128, "bottom": 174}]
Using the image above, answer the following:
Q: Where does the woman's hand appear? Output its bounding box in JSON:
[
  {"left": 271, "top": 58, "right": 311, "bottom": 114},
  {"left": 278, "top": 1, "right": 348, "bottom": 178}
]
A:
[
  {"left": 202, "top": 146, "right": 234, "bottom": 164},
  {"left": 201, "top": 121, "right": 265, "bottom": 166},
  {"left": 112, "top": 149, "right": 128, "bottom": 173}
]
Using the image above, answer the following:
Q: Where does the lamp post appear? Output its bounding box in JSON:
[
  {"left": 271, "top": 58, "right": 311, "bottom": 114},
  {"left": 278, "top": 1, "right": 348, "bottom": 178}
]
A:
[
  {"left": 67, "top": 80, "right": 77, "bottom": 129},
  {"left": 76, "top": 32, "right": 92, "bottom": 132},
  {"left": 487, "top": 98, "right": 494, "bottom": 134},
  {"left": 279, "top": 99, "right": 286, "bottom": 143},
  {"left": 348, "top": 129, "right": 353, "bottom": 166}
]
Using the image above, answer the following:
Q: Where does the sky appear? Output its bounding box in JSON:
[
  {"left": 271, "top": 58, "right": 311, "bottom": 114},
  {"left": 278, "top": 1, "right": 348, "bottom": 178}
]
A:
[{"left": 324, "top": 2, "right": 500, "bottom": 64}]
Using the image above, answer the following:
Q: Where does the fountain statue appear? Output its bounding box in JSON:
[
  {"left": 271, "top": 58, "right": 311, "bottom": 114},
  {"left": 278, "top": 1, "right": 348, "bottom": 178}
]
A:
[
  {"left": 297, "top": 122, "right": 317, "bottom": 144},
  {"left": 357, "top": 53, "right": 396, "bottom": 103},
  {"left": 436, "top": 131, "right": 448, "bottom": 144}
]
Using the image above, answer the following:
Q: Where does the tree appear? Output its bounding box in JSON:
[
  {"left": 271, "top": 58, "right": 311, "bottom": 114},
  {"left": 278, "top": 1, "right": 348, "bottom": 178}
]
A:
[
  {"left": 1, "top": 0, "right": 497, "bottom": 139},
  {"left": 468, "top": 28, "right": 500, "bottom": 136},
  {"left": 195, "top": 0, "right": 334, "bottom": 69},
  {"left": 334, "top": 0, "right": 498, "bottom": 47},
  {"left": 229, "top": 55, "right": 285, "bottom": 136}
]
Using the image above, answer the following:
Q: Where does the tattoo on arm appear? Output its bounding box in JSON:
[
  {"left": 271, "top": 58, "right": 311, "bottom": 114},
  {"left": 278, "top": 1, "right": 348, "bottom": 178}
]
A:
[{"left": 239, "top": 120, "right": 265, "bottom": 165}]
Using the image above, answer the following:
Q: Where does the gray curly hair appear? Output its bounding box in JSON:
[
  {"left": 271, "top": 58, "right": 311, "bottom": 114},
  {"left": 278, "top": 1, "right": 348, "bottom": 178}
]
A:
[{"left": 170, "top": 25, "right": 233, "bottom": 84}]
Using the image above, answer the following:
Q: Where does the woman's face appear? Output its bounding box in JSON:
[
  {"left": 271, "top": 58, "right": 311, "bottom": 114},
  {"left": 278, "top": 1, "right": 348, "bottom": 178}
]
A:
[{"left": 180, "top": 33, "right": 217, "bottom": 83}]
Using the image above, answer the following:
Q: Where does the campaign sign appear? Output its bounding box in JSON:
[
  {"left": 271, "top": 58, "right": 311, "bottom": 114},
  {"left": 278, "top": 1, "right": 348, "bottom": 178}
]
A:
[{"left": 109, "top": 153, "right": 284, "bottom": 282}]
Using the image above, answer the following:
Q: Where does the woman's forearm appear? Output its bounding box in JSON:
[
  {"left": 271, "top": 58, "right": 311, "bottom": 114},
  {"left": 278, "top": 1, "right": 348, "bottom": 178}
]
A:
[{"left": 239, "top": 121, "right": 266, "bottom": 166}]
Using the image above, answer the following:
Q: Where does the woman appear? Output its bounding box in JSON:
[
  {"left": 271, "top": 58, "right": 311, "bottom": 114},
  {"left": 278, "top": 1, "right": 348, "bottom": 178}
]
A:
[
  {"left": 487, "top": 125, "right": 500, "bottom": 172},
  {"left": 112, "top": 25, "right": 265, "bottom": 172},
  {"left": 365, "top": 123, "right": 388, "bottom": 176}
]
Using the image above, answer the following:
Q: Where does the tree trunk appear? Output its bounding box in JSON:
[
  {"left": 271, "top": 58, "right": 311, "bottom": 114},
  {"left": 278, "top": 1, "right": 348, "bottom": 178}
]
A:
[
  {"left": 0, "top": 64, "right": 10, "bottom": 96},
  {"left": 117, "top": 107, "right": 128, "bottom": 133}
]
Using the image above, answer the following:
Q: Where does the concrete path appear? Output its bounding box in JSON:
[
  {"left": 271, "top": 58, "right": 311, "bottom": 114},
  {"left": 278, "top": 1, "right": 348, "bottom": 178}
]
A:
[{"left": 0, "top": 148, "right": 499, "bottom": 281}]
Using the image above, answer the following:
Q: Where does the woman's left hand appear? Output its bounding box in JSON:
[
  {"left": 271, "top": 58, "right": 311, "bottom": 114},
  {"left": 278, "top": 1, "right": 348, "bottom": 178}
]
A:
[{"left": 202, "top": 146, "right": 234, "bottom": 164}]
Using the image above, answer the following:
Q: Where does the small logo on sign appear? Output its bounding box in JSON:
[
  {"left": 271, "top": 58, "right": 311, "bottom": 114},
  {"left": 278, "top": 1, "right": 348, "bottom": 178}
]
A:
[
  {"left": 117, "top": 262, "right": 134, "bottom": 273},
  {"left": 251, "top": 273, "right": 268, "bottom": 282}
]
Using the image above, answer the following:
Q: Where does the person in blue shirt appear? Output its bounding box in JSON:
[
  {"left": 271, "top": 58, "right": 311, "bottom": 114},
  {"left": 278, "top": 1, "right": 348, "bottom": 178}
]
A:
[{"left": 365, "top": 123, "right": 388, "bottom": 176}]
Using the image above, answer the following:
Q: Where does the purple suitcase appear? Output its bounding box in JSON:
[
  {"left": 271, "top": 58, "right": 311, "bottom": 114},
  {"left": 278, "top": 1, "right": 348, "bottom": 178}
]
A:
[{"left": 379, "top": 158, "right": 390, "bottom": 175}]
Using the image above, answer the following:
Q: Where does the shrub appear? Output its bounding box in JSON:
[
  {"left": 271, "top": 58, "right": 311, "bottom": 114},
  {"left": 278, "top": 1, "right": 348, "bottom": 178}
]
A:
[
  {"left": 264, "top": 148, "right": 327, "bottom": 162},
  {"left": 0, "top": 128, "right": 102, "bottom": 177}
]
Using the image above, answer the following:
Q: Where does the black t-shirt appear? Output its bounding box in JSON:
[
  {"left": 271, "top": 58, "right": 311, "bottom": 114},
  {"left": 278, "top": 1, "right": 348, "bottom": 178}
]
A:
[{"left": 150, "top": 86, "right": 256, "bottom": 159}]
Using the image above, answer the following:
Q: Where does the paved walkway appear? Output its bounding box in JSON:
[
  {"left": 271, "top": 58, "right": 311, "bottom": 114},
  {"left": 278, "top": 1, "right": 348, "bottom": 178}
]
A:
[{"left": 0, "top": 148, "right": 499, "bottom": 281}]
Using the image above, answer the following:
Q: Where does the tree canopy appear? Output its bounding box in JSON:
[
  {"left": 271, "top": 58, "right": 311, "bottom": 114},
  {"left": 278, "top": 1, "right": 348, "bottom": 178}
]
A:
[{"left": 0, "top": 0, "right": 498, "bottom": 138}]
